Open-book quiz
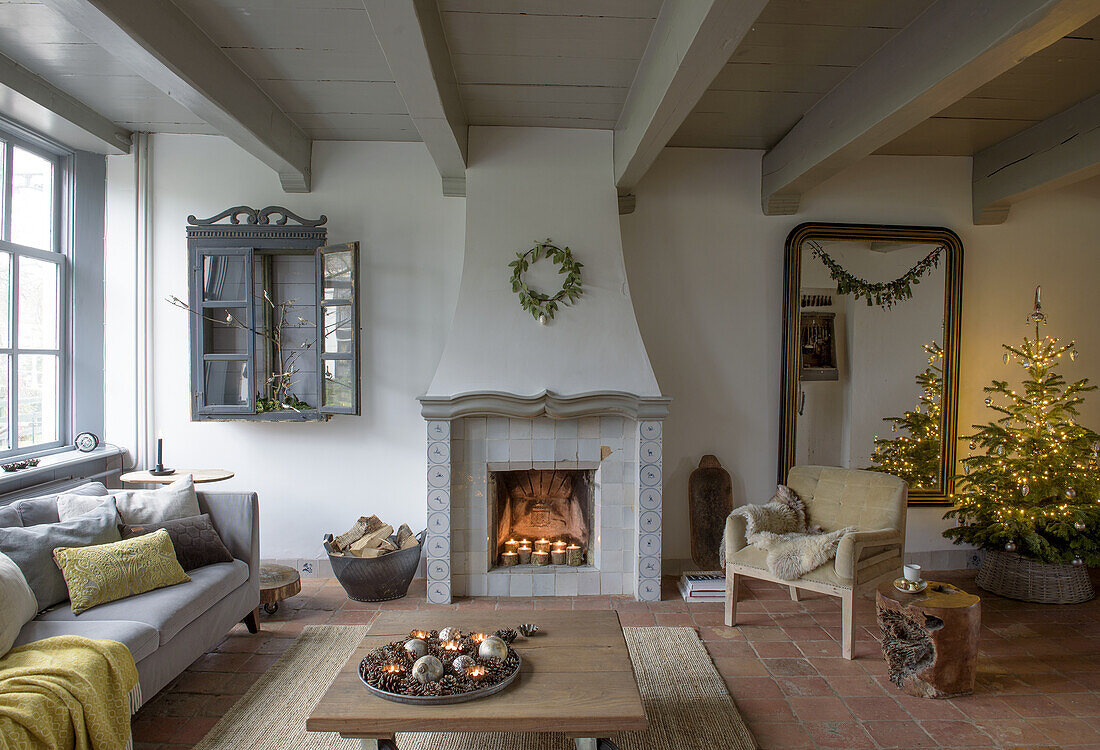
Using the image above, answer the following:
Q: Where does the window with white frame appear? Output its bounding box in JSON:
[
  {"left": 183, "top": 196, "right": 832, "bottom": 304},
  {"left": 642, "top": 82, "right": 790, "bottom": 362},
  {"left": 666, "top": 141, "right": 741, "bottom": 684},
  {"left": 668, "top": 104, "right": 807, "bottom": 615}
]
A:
[{"left": 0, "top": 129, "right": 64, "bottom": 457}]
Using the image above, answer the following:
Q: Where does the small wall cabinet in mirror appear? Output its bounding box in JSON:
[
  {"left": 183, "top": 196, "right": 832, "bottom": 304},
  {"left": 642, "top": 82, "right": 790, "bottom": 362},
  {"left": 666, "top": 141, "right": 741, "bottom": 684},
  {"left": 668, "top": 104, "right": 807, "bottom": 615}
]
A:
[{"left": 185, "top": 206, "right": 361, "bottom": 421}]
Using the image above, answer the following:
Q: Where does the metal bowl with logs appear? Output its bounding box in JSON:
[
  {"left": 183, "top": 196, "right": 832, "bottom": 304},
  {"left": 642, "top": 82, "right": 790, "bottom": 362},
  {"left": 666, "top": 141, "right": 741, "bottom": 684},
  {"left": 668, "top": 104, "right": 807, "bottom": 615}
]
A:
[{"left": 358, "top": 626, "right": 532, "bottom": 705}]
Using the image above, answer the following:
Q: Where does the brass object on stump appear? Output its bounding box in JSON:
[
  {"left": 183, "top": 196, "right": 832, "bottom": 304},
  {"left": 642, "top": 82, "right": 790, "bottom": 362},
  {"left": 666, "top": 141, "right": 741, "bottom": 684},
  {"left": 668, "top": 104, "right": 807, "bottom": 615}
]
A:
[{"left": 876, "top": 580, "right": 980, "bottom": 698}]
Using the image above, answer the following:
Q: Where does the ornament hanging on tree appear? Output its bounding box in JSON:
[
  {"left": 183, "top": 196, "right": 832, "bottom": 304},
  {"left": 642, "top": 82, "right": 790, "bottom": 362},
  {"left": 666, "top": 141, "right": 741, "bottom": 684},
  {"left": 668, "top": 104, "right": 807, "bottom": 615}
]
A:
[
  {"left": 1066, "top": 487, "right": 1077, "bottom": 499},
  {"left": 1005, "top": 541, "right": 1017, "bottom": 552},
  {"left": 1073, "top": 557, "right": 1085, "bottom": 567},
  {"left": 1075, "top": 521, "right": 1087, "bottom": 531}
]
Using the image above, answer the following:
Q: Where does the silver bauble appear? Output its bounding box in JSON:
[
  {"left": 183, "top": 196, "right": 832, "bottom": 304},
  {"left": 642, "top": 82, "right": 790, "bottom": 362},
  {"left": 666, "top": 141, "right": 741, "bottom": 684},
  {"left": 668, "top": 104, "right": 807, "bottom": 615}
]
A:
[
  {"left": 537, "top": 314, "right": 547, "bottom": 326},
  {"left": 996, "top": 445, "right": 1005, "bottom": 456},
  {"left": 1071, "top": 349, "right": 1079, "bottom": 361},
  {"left": 404, "top": 638, "right": 428, "bottom": 659},
  {"left": 1072, "top": 557, "right": 1085, "bottom": 567},
  {"left": 1065, "top": 487, "right": 1077, "bottom": 499},
  {"left": 969, "top": 442, "right": 977, "bottom": 450},
  {"left": 1003, "top": 352, "right": 1010, "bottom": 364},
  {"left": 478, "top": 635, "right": 509, "bottom": 660},
  {"left": 412, "top": 655, "right": 444, "bottom": 684},
  {"left": 1005, "top": 541, "right": 1017, "bottom": 552},
  {"left": 1075, "top": 521, "right": 1086, "bottom": 531},
  {"left": 1021, "top": 484, "right": 1030, "bottom": 496},
  {"left": 438, "top": 627, "right": 462, "bottom": 642},
  {"left": 451, "top": 655, "right": 476, "bottom": 674},
  {"left": 984, "top": 397, "right": 993, "bottom": 405}
]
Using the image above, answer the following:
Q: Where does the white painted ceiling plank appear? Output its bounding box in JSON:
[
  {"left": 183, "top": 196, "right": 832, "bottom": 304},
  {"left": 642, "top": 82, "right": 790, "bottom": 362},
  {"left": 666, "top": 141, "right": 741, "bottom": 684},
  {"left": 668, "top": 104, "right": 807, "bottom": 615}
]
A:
[
  {"left": 760, "top": 0, "right": 1100, "bottom": 215},
  {"left": 0, "top": 51, "right": 131, "bottom": 153},
  {"left": 39, "top": 0, "right": 314, "bottom": 191},
  {"left": 364, "top": 0, "right": 467, "bottom": 195},
  {"left": 614, "top": 0, "right": 769, "bottom": 191},
  {"left": 972, "top": 91, "right": 1100, "bottom": 224}
]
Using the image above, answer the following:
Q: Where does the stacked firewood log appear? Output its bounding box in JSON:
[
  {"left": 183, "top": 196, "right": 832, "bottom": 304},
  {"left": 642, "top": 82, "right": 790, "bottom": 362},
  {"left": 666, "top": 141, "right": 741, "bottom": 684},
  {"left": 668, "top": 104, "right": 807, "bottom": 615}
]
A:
[{"left": 329, "top": 515, "right": 419, "bottom": 558}]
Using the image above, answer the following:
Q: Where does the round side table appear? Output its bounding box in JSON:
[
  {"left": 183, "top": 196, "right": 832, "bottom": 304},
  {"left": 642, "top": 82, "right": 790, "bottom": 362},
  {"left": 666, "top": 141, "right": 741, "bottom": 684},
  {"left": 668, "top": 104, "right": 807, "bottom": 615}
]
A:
[
  {"left": 260, "top": 563, "right": 302, "bottom": 615},
  {"left": 120, "top": 469, "right": 235, "bottom": 484},
  {"left": 876, "top": 579, "right": 981, "bottom": 698}
]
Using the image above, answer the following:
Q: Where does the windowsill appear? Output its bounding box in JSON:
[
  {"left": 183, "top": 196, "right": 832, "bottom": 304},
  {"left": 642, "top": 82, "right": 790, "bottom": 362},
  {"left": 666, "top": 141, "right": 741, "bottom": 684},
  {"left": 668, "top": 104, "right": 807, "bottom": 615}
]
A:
[{"left": 0, "top": 445, "right": 124, "bottom": 496}]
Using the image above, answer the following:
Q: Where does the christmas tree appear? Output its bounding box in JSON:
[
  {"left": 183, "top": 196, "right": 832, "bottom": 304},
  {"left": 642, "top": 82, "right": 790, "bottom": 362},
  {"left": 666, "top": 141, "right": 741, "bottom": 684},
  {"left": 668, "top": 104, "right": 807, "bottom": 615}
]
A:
[
  {"left": 944, "top": 288, "right": 1100, "bottom": 566},
  {"left": 868, "top": 341, "right": 944, "bottom": 489}
]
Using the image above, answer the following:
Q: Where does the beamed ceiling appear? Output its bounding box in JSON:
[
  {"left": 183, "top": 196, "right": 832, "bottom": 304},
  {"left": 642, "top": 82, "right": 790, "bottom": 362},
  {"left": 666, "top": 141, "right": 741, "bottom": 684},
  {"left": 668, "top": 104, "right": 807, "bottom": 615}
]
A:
[{"left": 0, "top": 0, "right": 1097, "bottom": 221}]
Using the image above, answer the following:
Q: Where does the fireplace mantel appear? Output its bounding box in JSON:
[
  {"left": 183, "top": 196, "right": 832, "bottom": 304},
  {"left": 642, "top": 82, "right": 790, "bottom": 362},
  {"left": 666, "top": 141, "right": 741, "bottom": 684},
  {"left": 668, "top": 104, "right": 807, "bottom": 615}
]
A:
[{"left": 419, "top": 389, "right": 671, "bottom": 420}]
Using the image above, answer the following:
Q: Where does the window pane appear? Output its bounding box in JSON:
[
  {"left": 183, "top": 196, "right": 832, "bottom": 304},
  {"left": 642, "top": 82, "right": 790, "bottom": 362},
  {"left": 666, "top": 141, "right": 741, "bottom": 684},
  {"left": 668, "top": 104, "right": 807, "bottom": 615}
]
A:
[
  {"left": 202, "top": 306, "right": 248, "bottom": 354},
  {"left": 322, "top": 304, "right": 354, "bottom": 353},
  {"left": 0, "top": 253, "right": 9, "bottom": 348},
  {"left": 204, "top": 360, "right": 249, "bottom": 407},
  {"left": 17, "top": 353, "right": 58, "bottom": 447},
  {"left": 322, "top": 358, "right": 354, "bottom": 409},
  {"left": 11, "top": 147, "right": 54, "bottom": 251},
  {"left": 0, "top": 354, "right": 8, "bottom": 451},
  {"left": 203, "top": 254, "right": 248, "bottom": 302},
  {"left": 322, "top": 249, "right": 353, "bottom": 301},
  {"left": 18, "top": 256, "right": 58, "bottom": 349}
]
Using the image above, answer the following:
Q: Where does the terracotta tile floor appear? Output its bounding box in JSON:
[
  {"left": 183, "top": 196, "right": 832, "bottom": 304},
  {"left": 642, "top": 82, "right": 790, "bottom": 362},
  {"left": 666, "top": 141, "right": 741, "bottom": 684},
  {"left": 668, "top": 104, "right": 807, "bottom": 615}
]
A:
[{"left": 133, "top": 570, "right": 1100, "bottom": 749}]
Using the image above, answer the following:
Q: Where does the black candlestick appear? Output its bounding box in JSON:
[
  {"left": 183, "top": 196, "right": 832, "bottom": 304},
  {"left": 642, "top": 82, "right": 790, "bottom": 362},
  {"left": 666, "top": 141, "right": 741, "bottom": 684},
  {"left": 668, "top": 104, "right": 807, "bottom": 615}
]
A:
[{"left": 150, "top": 437, "right": 174, "bottom": 476}]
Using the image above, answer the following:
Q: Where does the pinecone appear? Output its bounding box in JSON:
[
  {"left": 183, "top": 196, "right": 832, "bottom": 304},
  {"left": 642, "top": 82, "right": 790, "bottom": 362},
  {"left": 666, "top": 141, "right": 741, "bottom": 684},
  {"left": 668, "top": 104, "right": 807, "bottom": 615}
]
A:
[
  {"left": 496, "top": 628, "right": 519, "bottom": 643},
  {"left": 420, "top": 681, "right": 442, "bottom": 696},
  {"left": 483, "top": 659, "right": 511, "bottom": 681},
  {"left": 376, "top": 671, "right": 404, "bottom": 693}
]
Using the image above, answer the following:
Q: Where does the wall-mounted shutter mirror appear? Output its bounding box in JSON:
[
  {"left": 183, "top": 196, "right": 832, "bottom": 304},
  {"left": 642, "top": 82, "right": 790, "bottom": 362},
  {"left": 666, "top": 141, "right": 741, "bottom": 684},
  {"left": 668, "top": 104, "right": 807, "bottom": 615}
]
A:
[
  {"left": 316, "top": 242, "right": 360, "bottom": 415},
  {"left": 185, "top": 207, "right": 361, "bottom": 421}
]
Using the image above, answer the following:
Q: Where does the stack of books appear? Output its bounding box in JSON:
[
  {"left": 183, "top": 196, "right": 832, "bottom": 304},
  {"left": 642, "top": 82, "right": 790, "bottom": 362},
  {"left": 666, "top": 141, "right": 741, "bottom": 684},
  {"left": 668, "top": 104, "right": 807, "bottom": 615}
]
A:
[{"left": 678, "top": 571, "right": 725, "bottom": 601}]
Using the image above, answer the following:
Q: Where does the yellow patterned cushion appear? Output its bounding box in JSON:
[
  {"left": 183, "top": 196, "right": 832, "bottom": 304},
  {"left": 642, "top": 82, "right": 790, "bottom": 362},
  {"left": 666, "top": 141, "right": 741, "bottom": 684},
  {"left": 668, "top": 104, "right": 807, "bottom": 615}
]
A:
[{"left": 53, "top": 529, "right": 191, "bottom": 614}]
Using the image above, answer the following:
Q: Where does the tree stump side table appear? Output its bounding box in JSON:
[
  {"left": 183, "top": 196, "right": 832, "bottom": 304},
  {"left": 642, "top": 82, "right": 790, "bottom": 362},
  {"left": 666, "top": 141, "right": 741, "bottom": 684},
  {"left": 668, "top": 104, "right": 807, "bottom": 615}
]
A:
[
  {"left": 876, "top": 580, "right": 981, "bottom": 699},
  {"left": 260, "top": 563, "right": 302, "bottom": 615}
]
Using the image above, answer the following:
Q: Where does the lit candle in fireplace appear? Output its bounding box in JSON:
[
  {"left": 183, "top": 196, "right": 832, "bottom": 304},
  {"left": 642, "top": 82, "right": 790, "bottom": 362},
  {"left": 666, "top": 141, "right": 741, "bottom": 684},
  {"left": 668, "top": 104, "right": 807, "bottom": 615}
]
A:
[
  {"left": 500, "top": 551, "right": 519, "bottom": 567},
  {"left": 532, "top": 550, "right": 550, "bottom": 566},
  {"left": 534, "top": 538, "right": 551, "bottom": 554},
  {"left": 504, "top": 538, "right": 519, "bottom": 554},
  {"left": 567, "top": 544, "right": 583, "bottom": 567},
  {"left": 517, "top": 546, "right": 532, "bottom": 565},
  {"left": 550, "top": 548, "right": 566, "bottom": 565}
]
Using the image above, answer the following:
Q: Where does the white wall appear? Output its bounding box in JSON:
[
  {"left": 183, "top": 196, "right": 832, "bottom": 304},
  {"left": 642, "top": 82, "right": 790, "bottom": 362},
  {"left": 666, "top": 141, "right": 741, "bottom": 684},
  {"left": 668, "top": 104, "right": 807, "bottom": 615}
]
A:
[
  {"left": 105, "top": 136, "right": 1100, "bottom": 568},
  {"left": 620, "top": 149, "right": 1100, "bottom": 565},
  {"left": 105, "top": 135, "right": 464, "bottom": 560}
]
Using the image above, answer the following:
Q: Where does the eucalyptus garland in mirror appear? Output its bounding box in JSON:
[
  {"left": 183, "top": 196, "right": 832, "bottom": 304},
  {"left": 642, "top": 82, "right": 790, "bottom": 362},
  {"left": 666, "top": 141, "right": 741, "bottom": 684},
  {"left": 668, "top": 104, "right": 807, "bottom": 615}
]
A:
[
  {"left": 808, "top": 240, "right": 944, "bottom": 309},
  {"left": 509, "top": 239, "right": 583, "bottom": 324}
]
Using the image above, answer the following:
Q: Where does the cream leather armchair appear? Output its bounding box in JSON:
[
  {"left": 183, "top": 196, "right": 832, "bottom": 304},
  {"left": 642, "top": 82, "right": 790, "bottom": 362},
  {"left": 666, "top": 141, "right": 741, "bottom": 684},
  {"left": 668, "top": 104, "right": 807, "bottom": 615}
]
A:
[{"left": 724, "top": 466, "right": 907, "bottom": 659}]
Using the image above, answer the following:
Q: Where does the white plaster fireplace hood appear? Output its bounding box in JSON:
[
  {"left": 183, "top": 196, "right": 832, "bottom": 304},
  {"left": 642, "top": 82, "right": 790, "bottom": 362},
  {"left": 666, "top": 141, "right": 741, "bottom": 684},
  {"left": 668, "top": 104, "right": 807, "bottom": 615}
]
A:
[{"left": 423, "top": 127, "right": 665, "bottom": 410}]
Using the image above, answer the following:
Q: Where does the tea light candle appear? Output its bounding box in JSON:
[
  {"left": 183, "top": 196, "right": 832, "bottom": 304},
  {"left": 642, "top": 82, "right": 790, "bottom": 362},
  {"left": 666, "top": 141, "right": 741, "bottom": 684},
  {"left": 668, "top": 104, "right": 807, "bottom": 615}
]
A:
[
  {"left": 504, "top": 538, "right": 520, "bottom": 554},
  {"left": 470, "top": 633, "right": 489, "bottom": 644},
  {"left": 517, "top": 546, "right": 532, "bottom": 564},
  {"left": 532, "top": 550, "right": 549, "bottom": 566},
  {"left": 466, "top": 664, "right": 488, "bottom": 682},
  {"left": 551, "top": 548, "right": 566, "bottom": 565},
  {"left": 383, "top": 663, "right": 404, "bottom": 674},
  {"left": 500, "top": 551, "right": 519, "bottom": 567},
  {"left": 566, "top": 544, "right": 583, "bottom": 566},
  {"left": 441, "top": 639, "right": 462, "bottom": 652},
  {"left": 534, "top": 538, "right": 551, "bottom": 554},
  {"left": 552, "top": 539, "right": 567, "bottom": 550}
]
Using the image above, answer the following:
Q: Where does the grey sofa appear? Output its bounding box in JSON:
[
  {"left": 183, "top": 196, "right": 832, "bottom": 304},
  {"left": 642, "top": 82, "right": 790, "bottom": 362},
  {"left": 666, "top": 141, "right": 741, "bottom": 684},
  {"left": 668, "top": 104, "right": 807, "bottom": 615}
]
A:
[{"left": 8, "top": 490, "right": 260, "bottom": 705}]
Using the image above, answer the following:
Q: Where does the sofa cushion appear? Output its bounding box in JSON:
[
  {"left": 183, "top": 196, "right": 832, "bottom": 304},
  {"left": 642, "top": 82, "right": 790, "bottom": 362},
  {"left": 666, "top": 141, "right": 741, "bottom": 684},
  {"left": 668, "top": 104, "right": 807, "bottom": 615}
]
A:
[
  {"left": 37, "top": 559, "right": 249, "bottom": 645},
  {"left": 59, "top": 475, "right": 199, "bottom": 525},
  {"left": 0, "top": 551, "right": 37, "bottom": 655},
  {"left": 13, "top": 619, "right": 160, "bottom": 663},
  {"left": 54, "top": 529, "right": 191, "bottom": 615},
  {"left": 120, "top": 514, "right": 234, "bottom": 571},
  {"left": 0, "top": 499, "right": 122, "bottom": 610},
  {"left": 0, "top": 482, "right": 109, "bottom": 528}
]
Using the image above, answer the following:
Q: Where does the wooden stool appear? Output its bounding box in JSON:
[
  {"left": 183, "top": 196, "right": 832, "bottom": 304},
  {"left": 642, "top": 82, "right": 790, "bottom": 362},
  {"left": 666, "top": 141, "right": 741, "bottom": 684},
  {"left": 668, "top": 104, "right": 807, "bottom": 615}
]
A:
[
  {"left": 260, "top": 563, "right": 301, "bottom": 615},
  {"left": 876, "top": 580, "right": 980, "bottom": 698}
]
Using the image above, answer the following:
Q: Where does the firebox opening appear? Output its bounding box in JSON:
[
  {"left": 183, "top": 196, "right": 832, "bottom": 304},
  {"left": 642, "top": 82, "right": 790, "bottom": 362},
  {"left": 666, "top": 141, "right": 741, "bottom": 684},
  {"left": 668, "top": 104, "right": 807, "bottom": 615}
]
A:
[{"left": 488, "top": 468, "right": 595, "bottom": 570}]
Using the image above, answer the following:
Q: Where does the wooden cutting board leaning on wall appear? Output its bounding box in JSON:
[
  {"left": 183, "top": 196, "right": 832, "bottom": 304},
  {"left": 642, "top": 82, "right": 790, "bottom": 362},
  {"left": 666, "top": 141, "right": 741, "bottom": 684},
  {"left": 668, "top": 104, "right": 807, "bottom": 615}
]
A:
[{"left": 688, "top": 455, "right": 736, "bottom": 569}]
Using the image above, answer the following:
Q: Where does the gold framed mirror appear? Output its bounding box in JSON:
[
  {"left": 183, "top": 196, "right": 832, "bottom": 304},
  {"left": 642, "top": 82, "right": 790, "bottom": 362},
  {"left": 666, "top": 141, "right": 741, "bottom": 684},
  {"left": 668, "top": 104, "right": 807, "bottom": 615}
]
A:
[{"left": 779, "top": 223, "right": 963, "bottom": 505}]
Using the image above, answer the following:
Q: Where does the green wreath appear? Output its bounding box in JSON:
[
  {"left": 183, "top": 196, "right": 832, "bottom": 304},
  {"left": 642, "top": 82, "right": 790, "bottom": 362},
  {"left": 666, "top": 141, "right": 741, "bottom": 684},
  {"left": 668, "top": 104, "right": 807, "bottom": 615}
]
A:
[{"left": 509, "top": 239, "right": 583, "bottom": 323}]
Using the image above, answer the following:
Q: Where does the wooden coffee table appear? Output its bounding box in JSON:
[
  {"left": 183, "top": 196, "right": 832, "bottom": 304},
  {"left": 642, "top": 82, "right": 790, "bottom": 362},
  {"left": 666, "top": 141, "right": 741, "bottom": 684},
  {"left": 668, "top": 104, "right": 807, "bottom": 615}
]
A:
[{"left": 306, "top": 610, "right": 646, "bottom": 750}]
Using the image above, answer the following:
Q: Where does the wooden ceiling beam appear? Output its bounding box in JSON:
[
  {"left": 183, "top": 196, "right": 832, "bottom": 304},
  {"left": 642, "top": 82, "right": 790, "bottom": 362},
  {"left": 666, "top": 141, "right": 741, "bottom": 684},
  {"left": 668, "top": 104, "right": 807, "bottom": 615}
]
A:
[
  {"left": 40, "top": 0, "right": 313, "bottom": 192},
  {"left": 364, "top": 0, "right": 467, "bottom": 197},
  {"left": 760, "top": 0, "right": 1100, "bottom": 216},
  {"left": 0, "top": 52, "right": 132, "bottom": 155},
  {"left": 972, "top": 92, "right": 1100, "bottom": 224},
  {"left": 614, "top": 0, "right": 767, "bottom": 207}
]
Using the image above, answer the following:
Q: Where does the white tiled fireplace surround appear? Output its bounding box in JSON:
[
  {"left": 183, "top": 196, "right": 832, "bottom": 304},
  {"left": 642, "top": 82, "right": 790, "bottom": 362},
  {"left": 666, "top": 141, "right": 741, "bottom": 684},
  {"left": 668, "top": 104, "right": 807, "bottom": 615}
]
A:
[{"left": 421, "top": 408, "right": 666, "bottom": 604}]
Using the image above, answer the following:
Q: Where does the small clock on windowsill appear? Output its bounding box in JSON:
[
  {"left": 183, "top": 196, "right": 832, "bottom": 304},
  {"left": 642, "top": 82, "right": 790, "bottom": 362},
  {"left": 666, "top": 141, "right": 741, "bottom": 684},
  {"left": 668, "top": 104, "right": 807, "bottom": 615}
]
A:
[{"left": 74, "top": 432, "right": 100, "bottom": 452}]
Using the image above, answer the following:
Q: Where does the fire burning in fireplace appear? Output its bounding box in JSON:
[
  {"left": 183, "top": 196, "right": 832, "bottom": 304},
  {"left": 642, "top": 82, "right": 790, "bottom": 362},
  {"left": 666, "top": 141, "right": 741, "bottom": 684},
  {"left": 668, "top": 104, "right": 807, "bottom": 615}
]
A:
[{"left": 489, "top": 469, "right": 594, "bottom": 568}]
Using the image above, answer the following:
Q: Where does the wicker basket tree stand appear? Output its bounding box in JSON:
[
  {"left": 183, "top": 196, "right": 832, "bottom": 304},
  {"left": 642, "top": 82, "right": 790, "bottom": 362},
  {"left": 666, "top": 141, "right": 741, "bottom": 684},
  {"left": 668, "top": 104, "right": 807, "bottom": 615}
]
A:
[{"left": 975, "top": 549, "right": 1094, "bottom": 605}]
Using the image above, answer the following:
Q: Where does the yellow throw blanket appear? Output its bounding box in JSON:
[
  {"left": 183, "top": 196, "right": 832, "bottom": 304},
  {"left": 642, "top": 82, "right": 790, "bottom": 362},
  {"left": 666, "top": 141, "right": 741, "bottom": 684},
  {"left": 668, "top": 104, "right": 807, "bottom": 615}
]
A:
[{"left": 0, "top": 636, "right": 140, "bottom": 750}]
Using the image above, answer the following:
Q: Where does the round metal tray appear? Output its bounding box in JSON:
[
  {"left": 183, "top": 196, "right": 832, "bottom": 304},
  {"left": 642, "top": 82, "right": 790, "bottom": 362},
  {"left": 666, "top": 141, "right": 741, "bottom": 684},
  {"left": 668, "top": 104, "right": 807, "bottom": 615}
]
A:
[{"left": 358, "top": 650, "right": 522, "bottom": 705}]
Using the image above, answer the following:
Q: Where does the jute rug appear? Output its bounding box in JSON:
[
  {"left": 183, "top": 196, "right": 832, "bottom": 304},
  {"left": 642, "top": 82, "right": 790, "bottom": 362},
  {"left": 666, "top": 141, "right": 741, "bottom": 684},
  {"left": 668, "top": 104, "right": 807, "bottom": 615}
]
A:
[{"left": 193, "top": 625, "right": 756, "bottom": 750}]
